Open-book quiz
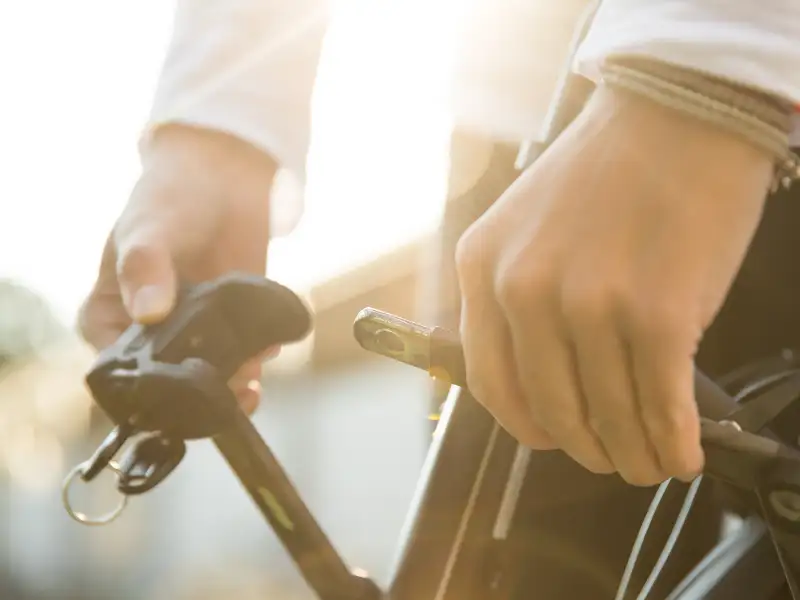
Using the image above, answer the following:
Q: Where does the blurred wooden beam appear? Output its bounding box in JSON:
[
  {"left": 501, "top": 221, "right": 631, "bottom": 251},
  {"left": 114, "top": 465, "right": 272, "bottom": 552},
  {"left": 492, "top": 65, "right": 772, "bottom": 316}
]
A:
[{"left": 308, "top": 236, "right": 428, "bottom": 370}]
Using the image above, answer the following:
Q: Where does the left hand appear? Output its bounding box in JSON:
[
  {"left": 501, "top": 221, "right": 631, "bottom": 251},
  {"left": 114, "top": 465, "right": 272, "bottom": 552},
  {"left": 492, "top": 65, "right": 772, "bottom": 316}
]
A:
[
  {"left": 455, "top": 85, "right": 775, "bottom": 486},
  {"left": 79, "top": 125, "right": 279, "bottom": 415}
]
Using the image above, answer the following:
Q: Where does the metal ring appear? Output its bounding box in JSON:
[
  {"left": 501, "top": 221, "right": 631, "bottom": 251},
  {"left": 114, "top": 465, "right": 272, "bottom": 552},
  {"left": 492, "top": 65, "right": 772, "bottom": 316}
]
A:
[{"left": 62, "top": 461, "right": 128, "bottom": 526}]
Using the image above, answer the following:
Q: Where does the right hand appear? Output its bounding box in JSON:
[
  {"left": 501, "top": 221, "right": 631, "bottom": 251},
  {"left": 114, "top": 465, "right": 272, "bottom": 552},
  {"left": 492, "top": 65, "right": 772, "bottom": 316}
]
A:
[
  {"left": 454, "top": 87, "right": 772, "bottom": 485},
  {"left": 79, "top": 124, "right": 280, "bottom": 415}
]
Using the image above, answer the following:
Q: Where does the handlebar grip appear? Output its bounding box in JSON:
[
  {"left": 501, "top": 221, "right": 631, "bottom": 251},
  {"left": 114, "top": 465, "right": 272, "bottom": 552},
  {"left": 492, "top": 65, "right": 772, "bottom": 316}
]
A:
[{"left": 86, "top": 273, "right": 313, "bottom": 432}]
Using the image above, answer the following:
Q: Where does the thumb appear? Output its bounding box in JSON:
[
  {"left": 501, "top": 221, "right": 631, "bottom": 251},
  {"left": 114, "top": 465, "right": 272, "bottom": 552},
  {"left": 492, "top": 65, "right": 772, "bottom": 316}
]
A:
[{"left": 115, "top": 236, "right": 178, "bottom": 325}]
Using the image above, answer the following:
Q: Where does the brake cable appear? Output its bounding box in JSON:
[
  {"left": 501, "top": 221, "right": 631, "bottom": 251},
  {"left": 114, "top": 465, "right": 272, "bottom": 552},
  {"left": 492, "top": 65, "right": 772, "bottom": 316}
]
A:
[
  {"left": 615, "top": 364, "right": 800, "bottom": 600},
  {"left": 614, "top": 477, "right": 704, "bottom": 600}
]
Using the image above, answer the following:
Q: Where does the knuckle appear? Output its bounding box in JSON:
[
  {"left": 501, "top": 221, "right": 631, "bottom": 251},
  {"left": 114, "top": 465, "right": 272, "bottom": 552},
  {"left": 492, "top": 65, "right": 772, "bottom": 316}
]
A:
[
  {"left": 453, "top": 232, "right": 473, "bottom": 271},
  {"left": 464, "top": 365, "right": 491, "bottom": 406},
  {"left": 643, "top": 405, "right": 691, "bottom": 438},
  {"left": 539, "top": 409, "right": 585, "bottom": 438},
  {"left": 76, "top": 298, "right": 95, "bottom": 342},
  {"left": 454, "top": 230, "right": 482, "bottom": 272},
  {"left": 588, "top": 416, "right": 666, "bottom": 485},
  {"left": 495, "top": 265, "right": 557, "bottom": 314},
  {"left": 464, "top": 369, "right": 481, "bottom": 401},
  {"left": 587, "top": 414, "right": 619, "bottom": 440},
  {"left": 461, "top": 346, "right": 488, "bottom": 405},
  {"left": 626, "top": 301, "right": 686, "bottom": 343},
  {"left": 455, "top": 233, "right": 488, "bottom": 293},
  {"left": 115, "top": 241, "right": 165, "bottom": 282},
  {"left": 561, "top": 281, "right": 625, "bottom": 324}
]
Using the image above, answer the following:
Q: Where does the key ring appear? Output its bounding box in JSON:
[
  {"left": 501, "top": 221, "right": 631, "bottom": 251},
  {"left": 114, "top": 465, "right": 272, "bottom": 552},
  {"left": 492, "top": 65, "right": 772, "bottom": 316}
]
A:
[{"left": 62, "top": 459, "right": 128, "bottom": 526}]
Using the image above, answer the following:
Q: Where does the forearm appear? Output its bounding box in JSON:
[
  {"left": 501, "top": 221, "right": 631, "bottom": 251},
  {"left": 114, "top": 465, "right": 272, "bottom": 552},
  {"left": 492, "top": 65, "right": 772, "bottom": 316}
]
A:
[{"left": 141, "top": 0, "right": 329, "bottom": 179}]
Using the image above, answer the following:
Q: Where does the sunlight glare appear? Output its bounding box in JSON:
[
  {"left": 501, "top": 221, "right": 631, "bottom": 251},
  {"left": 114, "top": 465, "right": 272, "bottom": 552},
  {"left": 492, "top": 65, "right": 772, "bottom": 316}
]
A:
[{"left": 0, "top": 0, "right": 460, "bottom": 328}]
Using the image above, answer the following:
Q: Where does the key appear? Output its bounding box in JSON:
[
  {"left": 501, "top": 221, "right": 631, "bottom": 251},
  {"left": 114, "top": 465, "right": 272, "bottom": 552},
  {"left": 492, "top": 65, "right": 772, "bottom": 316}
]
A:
[
  {"left": 80, "top": 425, "right": 134, "bottom": 483},
  {"left": 116, "top": 433, "right": 186, "bottom": 496}
]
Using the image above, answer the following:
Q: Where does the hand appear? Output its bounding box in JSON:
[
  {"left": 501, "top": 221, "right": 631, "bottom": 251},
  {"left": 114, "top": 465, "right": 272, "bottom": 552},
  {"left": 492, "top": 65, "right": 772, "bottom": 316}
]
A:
[
  {"left": 79, "top": 124, "right": 280, "bottom": 415},
  {"left": 455, "top": 86, "right": 774, "bottom": 486}
]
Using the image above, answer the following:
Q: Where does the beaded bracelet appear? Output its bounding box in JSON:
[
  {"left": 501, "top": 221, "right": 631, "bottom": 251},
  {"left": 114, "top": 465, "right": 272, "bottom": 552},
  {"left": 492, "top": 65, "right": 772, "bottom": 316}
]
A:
[{"left": 600, "top": 59, "right": 800, "bottom": 190}]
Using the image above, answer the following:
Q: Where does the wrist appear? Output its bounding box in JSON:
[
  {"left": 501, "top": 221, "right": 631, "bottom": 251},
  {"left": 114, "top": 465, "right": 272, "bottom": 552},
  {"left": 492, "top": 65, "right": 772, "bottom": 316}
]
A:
[
  {"left": 143, "top": 124, "right": 280, "bottom": 183},
  {"left": 596, "top": 58, "right": 799, "bottom": 189},
  {"left": 584, "top": 85, "right": 776, "bottom": 198}
]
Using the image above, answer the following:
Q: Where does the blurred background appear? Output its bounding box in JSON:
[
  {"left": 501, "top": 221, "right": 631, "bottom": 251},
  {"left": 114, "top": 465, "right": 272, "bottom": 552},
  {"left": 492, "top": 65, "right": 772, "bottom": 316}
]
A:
[
  {"left": 0, "top": 0, "right": 582, "bottom": 597},
  {"left": 0, "top": 0, "right": 456, "bottom": 598}
]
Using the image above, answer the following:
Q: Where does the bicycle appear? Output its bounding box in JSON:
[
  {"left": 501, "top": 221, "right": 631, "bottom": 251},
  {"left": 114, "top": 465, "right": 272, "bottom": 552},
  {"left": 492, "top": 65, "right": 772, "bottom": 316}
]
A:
[
  {"left": 61, "top": 270, "right": 800, "bottom": 600},
  {"left": 61, "top": 6, "right": 800, "bottom": 595}
]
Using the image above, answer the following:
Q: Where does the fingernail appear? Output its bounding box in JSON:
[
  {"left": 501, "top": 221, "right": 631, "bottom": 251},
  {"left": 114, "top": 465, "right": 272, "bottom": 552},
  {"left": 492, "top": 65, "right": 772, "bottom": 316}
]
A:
[
  {"left": 678, "top": 471, "right": 702, "bottom": 483},
  {"left": 235, "top": 381, "right": 262, "bottom": 416},
  {"left": 262, "top": 346, "right": 282, "bottom": 361},
  {"left": 238, "top": 391, "right": 260, "bottom": 416},
  {"left": 132, "top": 285, "right": 173, "bottom": 323}
]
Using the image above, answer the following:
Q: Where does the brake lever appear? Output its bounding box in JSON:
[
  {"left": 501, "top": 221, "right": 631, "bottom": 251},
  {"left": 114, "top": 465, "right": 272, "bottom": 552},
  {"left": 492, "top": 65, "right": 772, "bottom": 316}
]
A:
[
  {"left": 725, "top": 370, "right": 800, "bottom": 434},
  {"left": 353, "top": 310, "right": 800, "bottom": 504},
  {"left": 354, "top": 307, "right": 800, "bottom": 596},
  {"left": 66, "top": 274, "right": 383, "bottom": 600},
  {"left": 352, "top": 308, "right": 799, "bottom": 472},
  {"left": 63, "top": 273, "right": 313, "bottom": 522},
  {"left": 757, "top": 488, "right": 800, "bottom": 599}
]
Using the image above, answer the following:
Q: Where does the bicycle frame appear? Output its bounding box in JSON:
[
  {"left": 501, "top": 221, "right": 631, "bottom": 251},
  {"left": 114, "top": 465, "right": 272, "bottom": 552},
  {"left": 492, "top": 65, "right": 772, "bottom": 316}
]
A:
[
  {"left": 666, "top": 518, "right": 786, "bottom": 599},
  {"left": 208, "top": 357, "right": 799, "bottom": 600},
  {"left": 63, "top": 278, "right": 800, "bottom": 599},
  {"left": 208, "top": 375, "right": 519, "bottom": 599}
]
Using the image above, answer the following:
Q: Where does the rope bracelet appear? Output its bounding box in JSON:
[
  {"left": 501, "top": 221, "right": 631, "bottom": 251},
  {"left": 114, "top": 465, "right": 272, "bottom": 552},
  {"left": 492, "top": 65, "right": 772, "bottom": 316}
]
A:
[{"left": 599, "top": 58, "right": 800, "bottom": 191}]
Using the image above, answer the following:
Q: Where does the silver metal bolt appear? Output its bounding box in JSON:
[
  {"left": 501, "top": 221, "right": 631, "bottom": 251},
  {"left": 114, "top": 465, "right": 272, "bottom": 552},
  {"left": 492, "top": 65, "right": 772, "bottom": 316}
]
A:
[{"left": 718, "top": 420, "right": 742, "bottom": 432}]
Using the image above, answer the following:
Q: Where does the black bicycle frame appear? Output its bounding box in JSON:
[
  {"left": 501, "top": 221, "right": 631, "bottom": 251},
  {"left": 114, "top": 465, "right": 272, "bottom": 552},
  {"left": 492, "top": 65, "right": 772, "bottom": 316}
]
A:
[
  {"left": 209, "top": 369, "right": 798, "bottom": 600},
  {"left": 208, "top": 380, "right": 517, "bottom": 600}
]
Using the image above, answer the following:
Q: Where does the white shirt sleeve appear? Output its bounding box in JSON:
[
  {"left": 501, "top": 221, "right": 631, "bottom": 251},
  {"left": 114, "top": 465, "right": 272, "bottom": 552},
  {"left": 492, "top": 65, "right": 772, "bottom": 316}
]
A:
[
  {"left": 142, "top": 0, "right": 329, "bottom": 179},
  {"left": 574, "top": 0, "right": 800, "bottom": 106}
]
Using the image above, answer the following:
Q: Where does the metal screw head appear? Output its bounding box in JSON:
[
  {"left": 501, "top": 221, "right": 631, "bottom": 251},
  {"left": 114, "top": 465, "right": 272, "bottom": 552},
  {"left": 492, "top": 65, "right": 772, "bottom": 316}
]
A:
[{"left": 718, "top": 420, "right": 743, "bottom": 432}]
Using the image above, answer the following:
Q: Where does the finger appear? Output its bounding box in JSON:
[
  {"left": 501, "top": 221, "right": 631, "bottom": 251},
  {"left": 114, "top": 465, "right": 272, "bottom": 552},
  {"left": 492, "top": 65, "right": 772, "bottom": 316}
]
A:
[
  {"left": 565, "top": 292, "right": 664, "bottom": 485},
  {"left": 461, "top": 291, "right": 554, "bottom": 449},
  {"left": 114, "top": 229, "right": 178, "bottom": 325},
  {"left": 229, "top": 347, "right": 281, "bottom": 387},
  {"left": 227, "top": 347, "right": 282, "bottom": 415},
  {"left": 79, "top": 235, "right": 131, "bottom": 349},
  {"left": 231, "top": 379, "right": 261, "bottom": 416},
  {"left": 504, "top": 300, "right": 615, "bottom": 474},
  {"left": 261, "top": 345, "right": 282, "bottom": 361},
  {"left": 626, "top": 312, "right": 703, "bottom": 481},
  {"left": 77, "top": 293, "right": 131, "bottom": 350}
]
